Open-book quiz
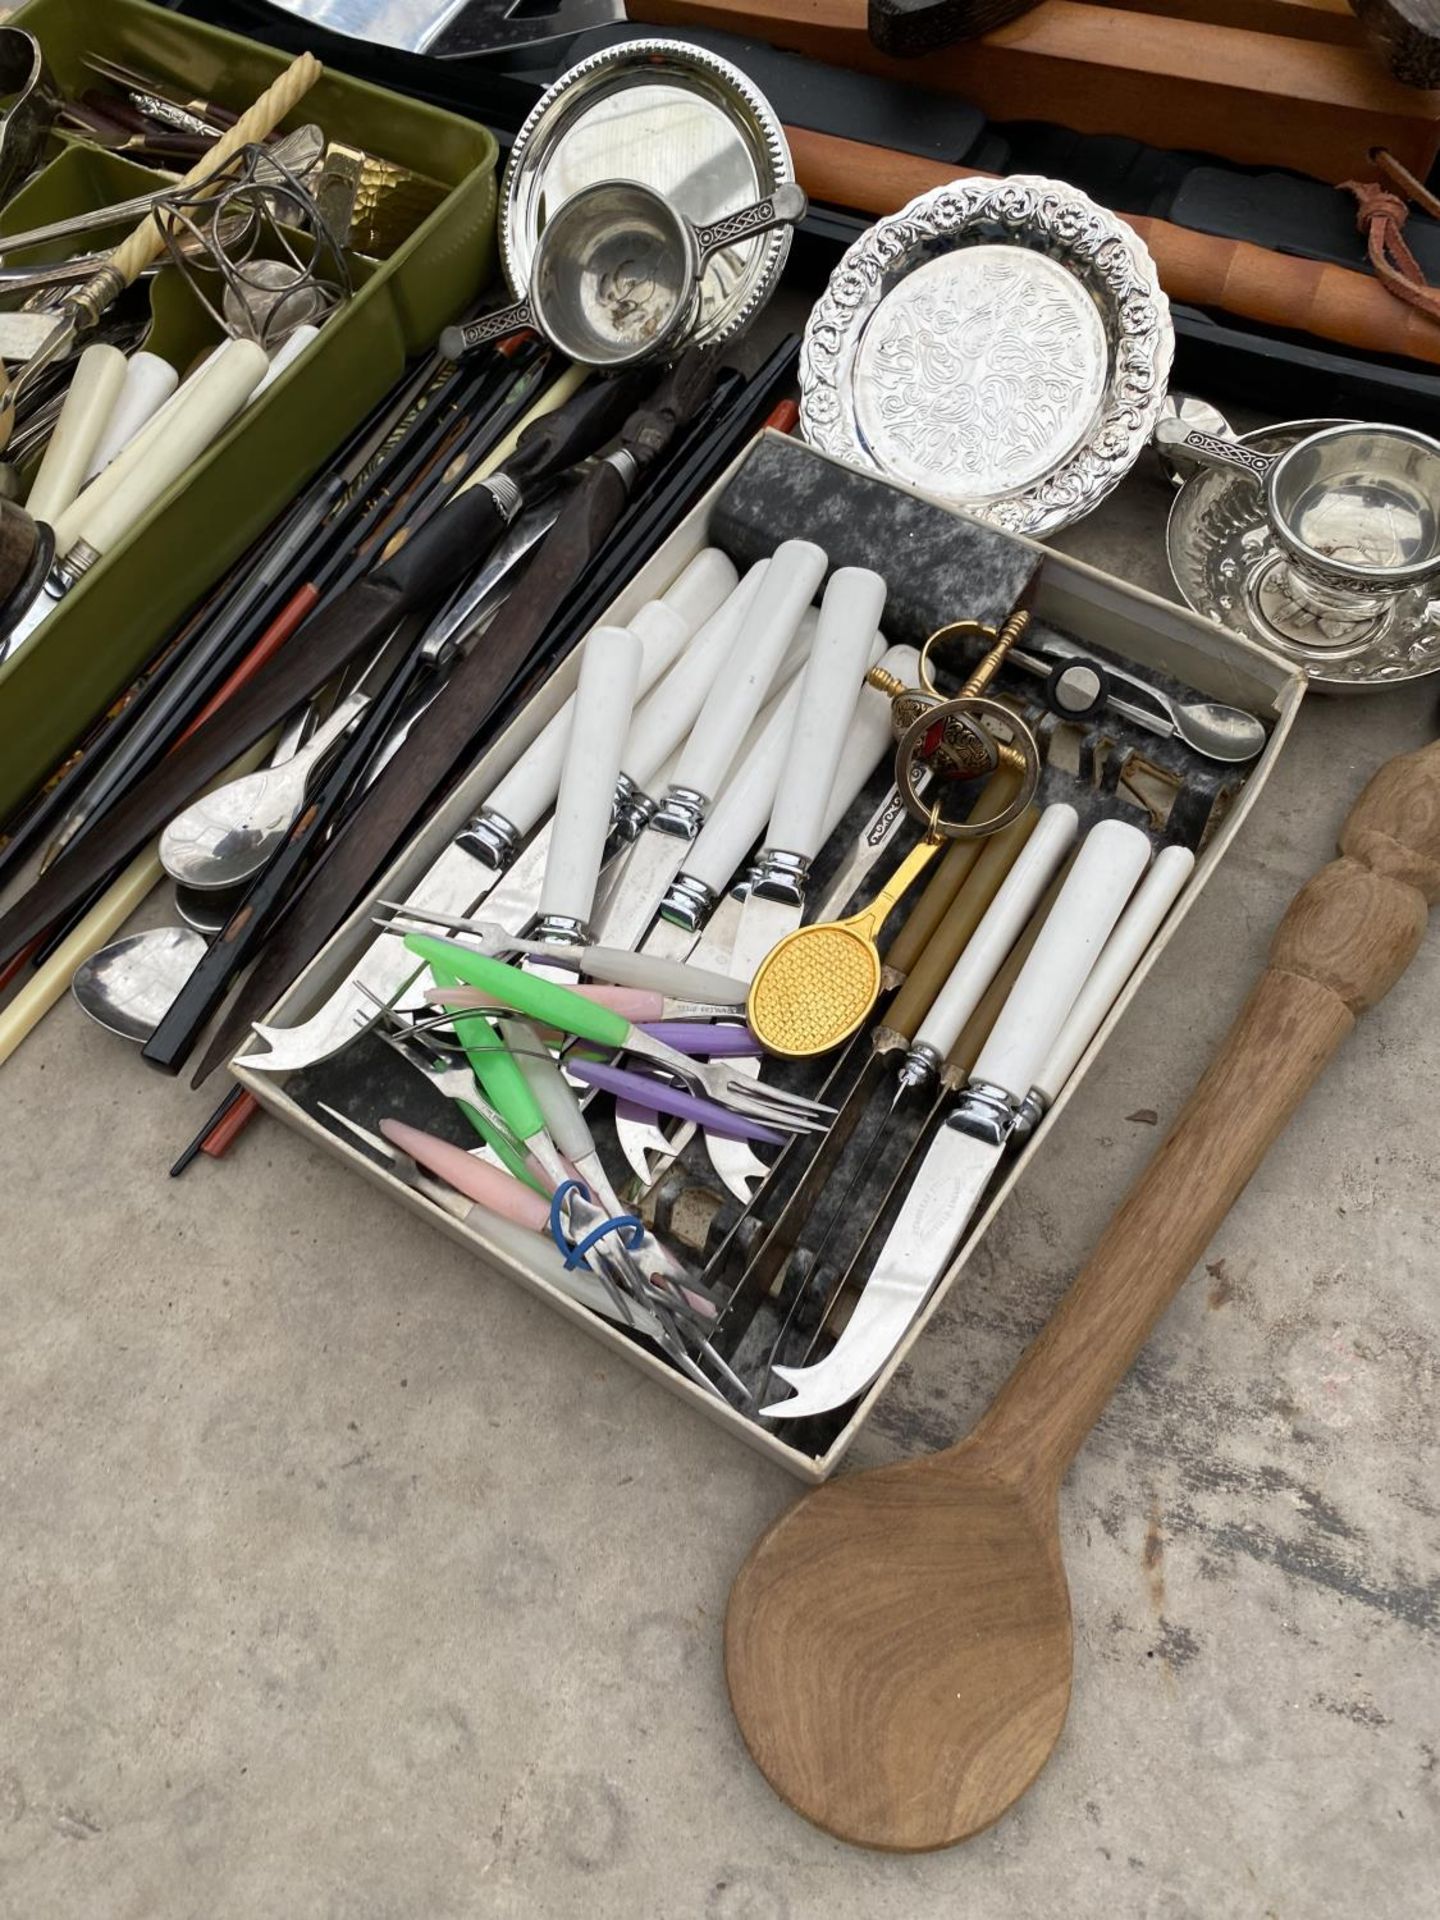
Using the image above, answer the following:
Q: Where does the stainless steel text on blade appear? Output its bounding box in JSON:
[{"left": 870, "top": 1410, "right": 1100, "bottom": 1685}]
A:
[
  {"left": 761, "top": 1123, "right": 1001, "bottom": 1419},
  {"left": 482, "top": 820, "right": 553, "bottom": 933},
  {"left": 590, "top": 827, "right": 693, "bottom": 953},
  {"left": 726, "top": 891, "right": 799, "bottom": 987}
]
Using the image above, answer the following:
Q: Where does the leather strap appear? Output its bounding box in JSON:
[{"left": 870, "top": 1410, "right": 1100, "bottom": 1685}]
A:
[{"left": 1344, "top": 150, "right": 1440, "bottom": 325}]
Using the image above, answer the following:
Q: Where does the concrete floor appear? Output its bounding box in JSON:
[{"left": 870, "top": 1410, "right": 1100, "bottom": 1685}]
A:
[{"left": 2, "top": 459, "right": 1438, "bottom": 1918}]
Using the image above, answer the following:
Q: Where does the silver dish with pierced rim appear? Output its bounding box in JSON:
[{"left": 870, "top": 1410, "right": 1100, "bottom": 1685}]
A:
[
  {"left": 799, "top": 175, "right": 1172, "bottom": 537},
  {"left": 500, "top": 39, "right": 794, "bottom": 357},
  {"left": 1167, "top": 417, "right": 1440, "bottom": 692}
]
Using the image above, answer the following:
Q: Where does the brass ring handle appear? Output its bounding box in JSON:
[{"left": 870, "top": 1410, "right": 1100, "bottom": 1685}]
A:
[
  {"left": 895, "top": 695, "right": 1042, "bottom": 839},
  {"left": 918, "top": 618, "right": 996, "bottom": 698}
]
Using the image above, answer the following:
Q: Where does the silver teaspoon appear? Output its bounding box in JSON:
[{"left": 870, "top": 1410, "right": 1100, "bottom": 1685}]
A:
[
  {"left": 1010, "top": 634, "right": 1267, "bottom": 763},
  {"left": 72, "top": 926, "right": 204, "bottom": 1043},
  {"left": 159, "top": 689, "right": 369, "bottom": 891}
]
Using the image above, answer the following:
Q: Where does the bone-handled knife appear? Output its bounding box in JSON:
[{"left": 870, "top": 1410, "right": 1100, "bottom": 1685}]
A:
[
  {"left": 475, "top": 599, "right": 689, "bottom": 875},
  {"left": 728, "top": 571, "right": 889, "bottom": 983},
  {"left": 895, "top": 803, "right": 1081, "bottom": 1098},
  {"left": 762, "top": 818, "right": 1154, "bottom": 1419},
  {"left": 1014, "top": 844, "right": 1195, "bottom": 1136},
  {"left": 533, "top": 625, "right": 644, "bottom": 952},
  {"left": 25, "top": 342, "right": 128, "bottom": 527},
  {"left": 636, "top": 649, "right": 921, "bottom": 1196},
  {"left": 727, "top": 569, "right": 887, "bottom": 973},
  {"left": 610, "top": 564, "right": 771, "bottom": 838},
  {"left": 8, "top": 341, "right": 271, "bottom": 654},
  {"left": 593, "top": 541, "right": 829, "bottom": 953},
  {"left": 244, "top": 550, "right": 731, "bottom": 1073}
]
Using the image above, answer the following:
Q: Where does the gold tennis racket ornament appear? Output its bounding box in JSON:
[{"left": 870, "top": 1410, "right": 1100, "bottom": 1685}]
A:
[{"left": 749, "top": 698, "right": 1041, "bottom": 1058}]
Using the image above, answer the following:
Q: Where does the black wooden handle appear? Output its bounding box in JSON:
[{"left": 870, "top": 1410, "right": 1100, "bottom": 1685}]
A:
[{"left": 868, "top": 0, "right": 1045, "bottom": 56}]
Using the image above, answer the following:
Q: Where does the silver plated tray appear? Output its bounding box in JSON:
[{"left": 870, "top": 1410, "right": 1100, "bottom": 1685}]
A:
[
  {"left": 1167, "top": 418, "right": 1440, "bottom": 692},
  {"left": 800, "top": 175, "right": 1172, "bottom": 536},
  {"left": 500, "top": 40, "right": 793, "bottom": 355}
]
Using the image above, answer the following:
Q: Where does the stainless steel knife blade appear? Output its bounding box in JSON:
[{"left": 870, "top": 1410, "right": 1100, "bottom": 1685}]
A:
[{"left": 760, "top": 1121, "right": 999, "bottom": 1419}]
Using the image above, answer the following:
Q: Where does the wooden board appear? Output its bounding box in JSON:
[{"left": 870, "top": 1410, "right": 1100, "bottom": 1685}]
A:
[
  {"left": 1094, "top": 0, "right": 1362, "bottom": 41},
  {"left": 637, "top": 0, "right": 1440, "bottom": 181}
]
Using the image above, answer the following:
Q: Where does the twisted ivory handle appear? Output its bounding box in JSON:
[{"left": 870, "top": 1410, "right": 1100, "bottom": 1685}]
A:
[{"left": 106, "top": 53, "right": 323, "bottom": 291}]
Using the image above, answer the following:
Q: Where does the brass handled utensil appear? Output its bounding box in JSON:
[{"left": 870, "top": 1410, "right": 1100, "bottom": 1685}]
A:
[
  {"left": 725, "top": 729, "right": 1440, "bottom": 1851},
  {"left": 747, "top": 620, "right": 1041, "bottom": 1058}
]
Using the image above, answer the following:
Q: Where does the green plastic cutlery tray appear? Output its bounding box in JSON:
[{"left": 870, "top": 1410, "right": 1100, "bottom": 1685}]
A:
[{"left": 0, "top": 0, "right": 498, "bottom": 823}]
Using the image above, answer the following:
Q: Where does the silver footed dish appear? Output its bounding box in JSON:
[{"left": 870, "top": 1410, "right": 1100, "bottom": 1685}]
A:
[
  {"left": 1166, "top": 418, "right": 1440, "bottom": 692},
  {"left": 799, "top": 174, "right": 1173, "bottom": 537}
]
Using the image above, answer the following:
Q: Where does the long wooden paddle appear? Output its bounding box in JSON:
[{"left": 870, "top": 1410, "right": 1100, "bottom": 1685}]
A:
[{"left": 725, "top": 731, "right": 1440, "bottom": 1851}]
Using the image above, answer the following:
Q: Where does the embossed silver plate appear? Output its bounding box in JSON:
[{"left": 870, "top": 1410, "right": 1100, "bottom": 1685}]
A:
[
  {"left": 501, "top": 40, "right": 793, "bottom": 355},
  {"left": 800, "top": 176, "right": 1172, "bottom": 536},
  {"left": 1167, "top": 418, "right": 1440, "bottom": 692}
]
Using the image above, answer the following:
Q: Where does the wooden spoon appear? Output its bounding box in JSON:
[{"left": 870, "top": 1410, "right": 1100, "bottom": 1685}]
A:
[{"left": 725, "top": 733, "right": 1440, "bottom": 1851}]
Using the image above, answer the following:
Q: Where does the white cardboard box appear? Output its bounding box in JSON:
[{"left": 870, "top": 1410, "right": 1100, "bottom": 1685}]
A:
[{"left": 235, "top": 434, "right": 1306, "bottom": 1483}]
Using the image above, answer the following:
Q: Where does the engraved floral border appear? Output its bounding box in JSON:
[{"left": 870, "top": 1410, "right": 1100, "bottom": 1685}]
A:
[{"left": 799, "top": 175, "right": 1174, "bottom": 536}]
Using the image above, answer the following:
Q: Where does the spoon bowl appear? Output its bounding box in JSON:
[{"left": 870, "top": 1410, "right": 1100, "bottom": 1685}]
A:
[
  {"left": 71, "top": 925, "right": 204, "bottom": 1042},
  {"left": 159, "top": 690, "right": 366, "bottom": 890},
  {"left": 175, "top": 880, "right": 249, "bottom": 935},
  {"left": 726, "top": 1448, "right": 1072, "bottom": 1849}
]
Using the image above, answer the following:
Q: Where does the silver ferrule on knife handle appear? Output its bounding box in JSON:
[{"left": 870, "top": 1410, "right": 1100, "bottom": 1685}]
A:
[
  {"left": 52, "top": 541, "right": 98, "bottom": 589},
  {"left": 611, "top": 770, "right": 655, "bottom": 842},
  {"left": 477, "top": 471, "right": 523, "bottom": 524},
  {"left": 457, "top": 807, "right": 522, "bottom": 870},
  {"left": 749, "top": 846, "right": 812, "bottom": 907},
  {"left": 894, "top": 1040, "right": 943, "bottom": 1093},
  {"left": 528, "top": 912, "right": 589, "bottom": 950},
  {"left": 659, "top": 868, "right": 721, "bottom": 933},
  {"left": 947, "top": 1079, "right": 1024, "bottom": 1148},
  {"left": 1012, "top": 1089, "right": 1047, "bottom": 1142},
  {"left": 649, "top": 784, "right": 709, "bottom": 841}
]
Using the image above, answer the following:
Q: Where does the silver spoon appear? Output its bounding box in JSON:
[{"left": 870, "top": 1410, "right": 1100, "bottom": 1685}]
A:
[
  {"left": 71, "top": 926, "right": 203, "bottom": 1042},
  {"left": 159, "top": 688, "right": 369, "bottom": 891},
  {"left": 174, "top": 880, "right": 249, "bottom": 935},
  {"left": 1009, "top": 633, "right": 1267, "bottom": 763}
]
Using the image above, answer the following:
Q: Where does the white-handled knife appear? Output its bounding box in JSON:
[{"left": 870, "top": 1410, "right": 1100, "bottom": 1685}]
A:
[
  {"left": 762, "top": 817, "right": 1153, "bottom": 1419},
  {"left": 245, "top": 550, "right": 733, "bottom": 1072},
  {"left": 610, "top": 562, "right": 771, "bottom": 839},
  {"left": 593, "top": 541, "right": 828, "bottom": 952},
  {"left": 533, "top": 625, "right": 643, "bottom": 949},
  {"left": 25, "top": 343, "right": 128, "bottom": 525},
  {"left": 7, "top": 341, "right": 270, "bottom": 656},
  {"left": 1015, "top": 843, "right": 1195, "bottom": 1134},
  {"left": 727, "top": 568, "right": 888, "bottom": 984},
  {"left": 702, "top": 647, "right": 917, "bottom": 1201},
  {"left": 83, "top": 350, "right": 179, "bottom": 482},
  {"left": 895, "top": 803, "right": 1081, "bottom": 1095}
]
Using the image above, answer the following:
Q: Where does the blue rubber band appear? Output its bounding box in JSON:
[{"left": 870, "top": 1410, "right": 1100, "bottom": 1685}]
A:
[
  {"left": 548, "top": 1180, "right": 647, "bottom": 1270},
  {"left": 548, "top": 1178, "right": 588, "bottom": 1257},
  {"left": 564, "top": 1214, "right": 647, "bottom": 1271}
]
